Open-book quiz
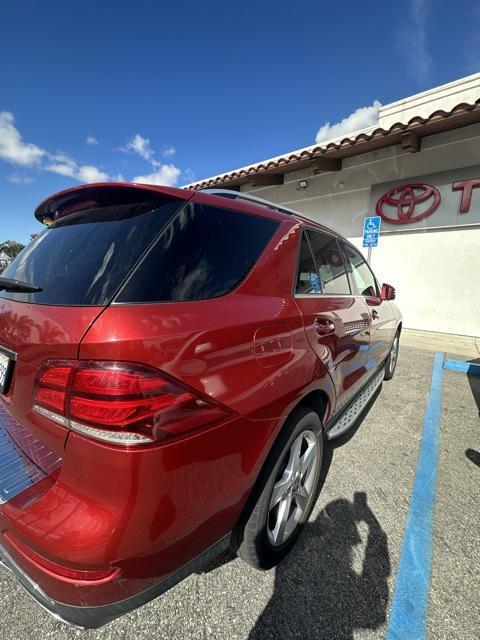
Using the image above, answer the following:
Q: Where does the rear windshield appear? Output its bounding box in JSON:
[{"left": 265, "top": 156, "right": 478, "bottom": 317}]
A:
[
  {"left": 116, "top": 201, "right": 280, "bottom": 303},
  {"left": 0, "top": 193, "right": 184, "bottom": 306}
]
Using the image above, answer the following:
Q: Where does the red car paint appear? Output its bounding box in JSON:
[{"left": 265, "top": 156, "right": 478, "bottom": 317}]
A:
[{"left": 0, "top": 183, "right": 401, "bottom": 626}]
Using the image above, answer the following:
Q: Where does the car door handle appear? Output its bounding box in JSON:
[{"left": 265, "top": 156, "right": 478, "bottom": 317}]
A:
[{"left": 314, "top": 318, "right": 335, "bottom": 336}]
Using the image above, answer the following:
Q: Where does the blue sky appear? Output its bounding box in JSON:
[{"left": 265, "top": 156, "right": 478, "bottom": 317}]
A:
[{"left": 1, "top": 0, "right": 478, "bottom": 243}]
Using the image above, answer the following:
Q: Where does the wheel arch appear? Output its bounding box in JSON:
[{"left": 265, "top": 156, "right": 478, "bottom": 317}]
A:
[
  {"left": 232, "top": 388, "right": 329, "bottom": 552},
  {"left": 293, "top": 389, "right": 330, "bottom": 431}
]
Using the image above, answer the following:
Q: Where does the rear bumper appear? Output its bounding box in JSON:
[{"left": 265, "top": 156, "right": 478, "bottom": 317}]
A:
[
  {"left": 0, "top": 541, "right": 85, "bottom": 628},
  {"left": 0, "top": 403, "right": 62, "bottom": 503},
  {"left": 0, "top": 404, "right": 264, "bottom": 626},
  {"left": 0, "top": 534, "right": 231, "bottom": 629}
]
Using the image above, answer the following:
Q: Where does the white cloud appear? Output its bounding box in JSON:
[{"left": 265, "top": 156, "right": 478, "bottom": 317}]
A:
[
  {"left": 315, "top": 101, "right": 381, "bottom": 144},
  {"left": 122, "top": 134, "right": 182, "bottom": 186},
  {"left": 46, "top": 153, "right": 108, "bottom": 182},
  {"left": 122, "top": 134, "right": 154, "bottom": 161},
  {"left": 0, "top": 114, "right": 109, "bottom": 184},
  {"left": 7, "top": 174, "right": 35, "bottom": 184},
  {"left": 77, "top": 165, "right": 109, "bottom": 182},
  {"left": 0, "top": 111, "right": 46, "bottom": 166},
  {"left": 162, "top": 145, "right": 176, "bottom": 158},
  {"left": 133, "top": 164, "right": 181, "bottom": 187},
  {"left": 45, "top": 153, "right": 77, "bottom": 177},
  {"left": 1, "top": 112, "right": 183, "bottom": 188},
  {"left": 400, "top": 0, "right": 432, "bottom": 83},
  {"left": 46, "top": 162, "right": 76, "bottom": 177}
]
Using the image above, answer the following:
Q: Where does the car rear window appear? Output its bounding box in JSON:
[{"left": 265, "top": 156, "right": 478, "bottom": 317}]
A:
[
  {"left": 0, "top": 192, "right": 185, "bottom": 306},
  {"left": 115, "top": 201, "right": 280, "bottom": 303}
]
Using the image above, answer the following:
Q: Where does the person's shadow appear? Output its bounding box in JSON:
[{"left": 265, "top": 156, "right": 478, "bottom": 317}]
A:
[
  {"left": 248, "top": 491, "right": 390, "bottom": 640},
  {"left": 466, "top": 357, "right": 480, "bottom": 417},
  {"left": 465, "top": 357, "right": 480, "bottom": 468}
]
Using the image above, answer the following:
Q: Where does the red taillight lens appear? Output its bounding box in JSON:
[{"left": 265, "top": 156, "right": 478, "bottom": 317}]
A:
[
  {"left": 69, "top": 394, "right": 177, "bottom": 426},
  {"left": 72, "top": 367, "right": 169, "bottom": 396},
  {"left": 38, "top": 366, "right": 71, "bottom": 388},
  {"left": 35, "top": 388, "right": 66, "bottom": 414},
  {"left": 33, "top": 361, "right": 231, "bottom": 446}
]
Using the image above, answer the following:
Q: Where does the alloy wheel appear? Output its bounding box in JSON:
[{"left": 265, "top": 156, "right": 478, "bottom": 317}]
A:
[
  {"left": 267, "top": 430, "right": 319, "bottom": 547},
  {"left": 390, "top": 335, "right": 399, "bottom": 373}
]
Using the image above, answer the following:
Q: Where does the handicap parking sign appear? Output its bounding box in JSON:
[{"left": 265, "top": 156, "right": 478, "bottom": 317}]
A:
[{"left": 363, "top": 216, "right": 381, "bottom": 248}]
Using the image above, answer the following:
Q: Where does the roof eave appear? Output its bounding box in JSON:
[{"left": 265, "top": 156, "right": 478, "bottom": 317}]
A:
[{"left": 186, "top": 99, "right": 480, "bottom": 191}]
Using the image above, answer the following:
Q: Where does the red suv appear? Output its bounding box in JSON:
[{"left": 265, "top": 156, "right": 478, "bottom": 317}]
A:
[{"left": 0, "top": 183, "right": 401, "bottom": 628}]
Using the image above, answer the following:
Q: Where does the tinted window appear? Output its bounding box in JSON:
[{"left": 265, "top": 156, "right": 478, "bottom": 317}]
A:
[
  {"left": 343, "top": 244, "right": 379, "bottom": 297},
  {"left": 306, "top": 230, "right": 351, "bottom": 295},
  {"left": 295, "top": 233, "right": 320, "bottom": 294},
  {"left": 0, "top": 194, "right": 184, "bottom": 306},
  {"left": 116, "top": 202, "right": 279, "bottom": 303}
]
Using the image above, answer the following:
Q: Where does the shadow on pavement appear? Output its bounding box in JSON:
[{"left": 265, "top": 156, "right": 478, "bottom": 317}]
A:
[
  {"left": 466, "top": 358, "right": 480, "bottom": 469},
  {"left": 467, "top": 357, "right": 480, "bottom": 417},
  {"left": 248, "top": 491, "right": 390, "bottom": 640},
  {"left": 465, "top": 449, "right": 480, "bottom": 468},
  {"left": 202, "top": 386, "right": 389, "bottom": 640},
  {"left": 248, "top": 389, "right": 389, "bottom": 640}
]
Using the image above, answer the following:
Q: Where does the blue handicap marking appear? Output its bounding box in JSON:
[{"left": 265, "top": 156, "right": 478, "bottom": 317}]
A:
[
  {"left": 364, "top": 217, "right": 381, "bottom": 232},
  {"left": 443, "top": 359, "right": 480, "bottom": 375},
  {"left": 363, "top": 216, "right": 382, "bottom": 248},
  {"left": 386, "top": 351, "right": 445, "bottom": 640}
]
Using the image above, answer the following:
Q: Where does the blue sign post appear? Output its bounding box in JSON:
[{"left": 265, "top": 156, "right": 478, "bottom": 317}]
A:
[{"left": 362, "top": 216, "right": 382, "bottom": 263}]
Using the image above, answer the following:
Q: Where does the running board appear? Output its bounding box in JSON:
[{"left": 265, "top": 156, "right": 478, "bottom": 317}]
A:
[{"left": 326, "top": 368, "right": 384, "bottom": 440}]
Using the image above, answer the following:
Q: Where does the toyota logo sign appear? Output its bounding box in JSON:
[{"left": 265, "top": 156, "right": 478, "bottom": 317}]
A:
[{"left": 375, "top": 183, "right": 441, "bottom": 224}]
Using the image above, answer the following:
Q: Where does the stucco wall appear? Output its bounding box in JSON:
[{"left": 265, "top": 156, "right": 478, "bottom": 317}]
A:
[{"left": 350, "top": 229, "right": 480, "bottom": 336}]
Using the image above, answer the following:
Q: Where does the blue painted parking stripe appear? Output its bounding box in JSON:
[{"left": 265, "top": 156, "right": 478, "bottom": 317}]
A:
[
  {"left": 386, "top": 351, "right": 445, "bottom": 640},
  {"left": 443, "top": 359, "right": 480, "bottom": 375}
]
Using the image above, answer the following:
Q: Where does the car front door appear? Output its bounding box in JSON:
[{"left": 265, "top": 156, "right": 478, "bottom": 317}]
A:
[
  {"left": 294, "top": 228, "right": 372, "bottom": 413},
  {"left": 341, "top": 242, "right": 396, "bottom": 366}
]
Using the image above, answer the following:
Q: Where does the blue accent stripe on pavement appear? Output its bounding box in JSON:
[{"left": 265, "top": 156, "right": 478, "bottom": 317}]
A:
[
  {"left": 443, "top": 359, "right": 480, "bottom": 375},
  {"left": 386, "top": 351, "right": 445, "bottom": 640}
]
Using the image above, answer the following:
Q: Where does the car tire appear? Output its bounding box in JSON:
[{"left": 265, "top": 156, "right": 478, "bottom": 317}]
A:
[
  {"left": 234, "top": 407, "right": 323, "bottom": 570},
  {"left": 384, "top": 331, "right": 400, "bottom": 381}
]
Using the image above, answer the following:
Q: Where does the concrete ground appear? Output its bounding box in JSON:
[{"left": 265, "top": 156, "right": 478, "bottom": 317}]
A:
[
  {"left": 0, "top": 343, "right": 478, "bottom": 640},
  {"left": 401, "top": 328, "right": 480, "bottom": 358}
]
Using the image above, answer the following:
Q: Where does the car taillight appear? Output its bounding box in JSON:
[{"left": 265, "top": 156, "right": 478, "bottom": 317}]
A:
[{"left": 32, "top": 360, "right": 231, "bottom": 446}]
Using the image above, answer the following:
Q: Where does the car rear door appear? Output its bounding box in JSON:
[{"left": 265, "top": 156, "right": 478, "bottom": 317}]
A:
[
  {"left": 341, "top": 241, "right": 397, "bottom": 365},
  {"left": 294, "top": 228, "right": 371, "bottom": 413}
]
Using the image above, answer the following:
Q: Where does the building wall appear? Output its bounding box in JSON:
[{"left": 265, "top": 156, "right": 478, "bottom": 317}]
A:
[{"left": 243, "top": 123, "right": 480, "bottom": 337}]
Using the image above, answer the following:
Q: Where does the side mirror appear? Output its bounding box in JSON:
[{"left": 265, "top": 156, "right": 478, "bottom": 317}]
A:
[{"left": 381, "top": 283, "right": 396, "bottom": 301}]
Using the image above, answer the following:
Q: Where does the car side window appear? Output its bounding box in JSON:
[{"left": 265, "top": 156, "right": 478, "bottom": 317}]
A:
[
  {"left": 343, "top": 243, "right": 380, "bottom": 297},
  {"left": 116, "top": 202, "right": 280, "bottom": 303},
  {"left": 306, "top": 230, "right": 351, "bottom": 295},
  {"left": 295, "top": 233, "right": 320, "bottom": 294}
]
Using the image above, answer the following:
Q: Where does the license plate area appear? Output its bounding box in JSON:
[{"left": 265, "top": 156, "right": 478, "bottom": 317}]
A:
[{"left": 0, "top": 347, "right": 16, "bottom": 395}]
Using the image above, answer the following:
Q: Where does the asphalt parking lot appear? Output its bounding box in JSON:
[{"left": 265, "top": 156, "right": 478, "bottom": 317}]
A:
[{"left": 0, "top": 342, "right": 478, "bottom": 640}]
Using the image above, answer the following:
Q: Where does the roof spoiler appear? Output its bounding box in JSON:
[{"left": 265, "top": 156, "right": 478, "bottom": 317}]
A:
[{"left": 35, "top": 182, "right": 194, "bottom": 225}]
